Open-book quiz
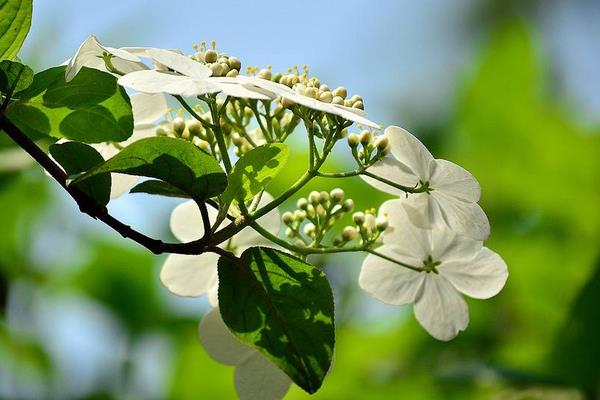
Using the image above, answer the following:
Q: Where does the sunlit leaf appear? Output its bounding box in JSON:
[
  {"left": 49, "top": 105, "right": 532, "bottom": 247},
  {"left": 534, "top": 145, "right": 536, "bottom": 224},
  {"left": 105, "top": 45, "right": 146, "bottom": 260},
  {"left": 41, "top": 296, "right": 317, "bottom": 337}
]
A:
[
  {"left": 0, "top": 59, "right": 32, "bottom": 95},
  {"left": 0, "top": 0, "right": 32, "bottom": 60},
  {"left": 218, "top": 247, "right": 335, "bottom": 394},
  {"left": 130, "top": 179, "right": 190, "bottom": 198}
]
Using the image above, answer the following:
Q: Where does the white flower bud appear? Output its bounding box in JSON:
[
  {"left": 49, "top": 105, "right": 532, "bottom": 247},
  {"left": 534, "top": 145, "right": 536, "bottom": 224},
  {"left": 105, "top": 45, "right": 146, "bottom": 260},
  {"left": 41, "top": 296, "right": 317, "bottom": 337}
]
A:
[
  {"left": 316, "top": 205, "right": 327, "bottom": 218},
  {"left": 376, "top": 136, "right": 389, "bottom": 151},
  {"left": 376, "top": 217, "right": 389, "bottom": 232},
  {"left": 228, "top": 56, "right": 241, "bottom": 71},
  {"left": 342, "top": 226, "right": 359, "bottom": 241},
  {"left": 285, "top": 227, "right": 296, "bottom": 238},
  {"left": 258, "top": 68, "right": 272, "bottom": 80},
  {"left": 210, "top": 63, "right": 224, "bottom": 77},
  {"left": 319, "top": 91, "right": 333, "bottom": 103},
  {"left": 294, "top": 210, "right": 307, "bottom": 221},
  {"left": 331, "top": 96, "right": 344, "bottom": 105},
  {"left": 187, "top": 120, "right": 203, "bottom": 136},
  {"left": 173, "top": 118, "right": 186, "bottom": 135},
  {"left": 308, "top": 191, "right": 321, "bottom": 206},
  {"left": 282, "top": 211, "right": 294, "bottom": 225},
  {"left": 155, "top": 126, "right": 168, "bottom": 136},
  {"left": 349, "top": 94, "right": 362, "bottom": 103},
  {"left": 353, "top": 101, "right": 364, "bottom": 110},
  {"left": 347, "top": 133, "right": 360, "bottom": 147},
  {"left": 363, "top": 213, "right": 377, "bottom": 232},
  {"left": 353, "top": 211, "right": 365, "bottom": 225},
  {"left": 204, "top": 49, "right": 218, "bottom": 63},
  {"left": 319, "top": 191, "right": 330, "bottom": 204},
  {"left": 297, "top": 198, "right": 308, "bottom": 210},
  {"left": 332, "top": 86, "right": 347, "bottom": 99},
  {"left": 342, "top": 199, "right": 354, "bottom": 212},
  {"left": 220, "top": 62, "right": 230, "bottom": 76},
  {"left": 281, "top": 97, "right": 296, "bottom": 108},
  {"left": 330, "top": 188, "right": 344, "bottom": 203},
  {"left": 320, "top": 84, "right": 330, "bottom": 92},
  {"left": 303, "top": 223, "right": 316, "bottom": 237},
  {"left": 304, "top": 87, "right": 318, "bottom": 99},
  {"left": 226, "top": 69, "right": 239, "bottom": 78},
  {"left": 360, "top": 130, "right": 372, "bottom": 145}
]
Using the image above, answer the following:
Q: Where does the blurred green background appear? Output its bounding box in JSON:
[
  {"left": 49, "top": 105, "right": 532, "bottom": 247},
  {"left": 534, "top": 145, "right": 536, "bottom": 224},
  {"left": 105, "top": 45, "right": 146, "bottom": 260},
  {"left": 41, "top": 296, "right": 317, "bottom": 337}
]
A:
[{"left": 1, "top": 0, "right": 600, "bottom": 399}]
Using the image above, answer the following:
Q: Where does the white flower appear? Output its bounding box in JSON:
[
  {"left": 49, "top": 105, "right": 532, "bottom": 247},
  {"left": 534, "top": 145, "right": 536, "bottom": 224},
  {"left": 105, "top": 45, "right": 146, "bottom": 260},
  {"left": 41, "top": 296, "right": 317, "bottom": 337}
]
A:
[
  {"left": 65, "top": 35, "right": 148, "bottom": 82},
  {"left": 236, "top": 76, "right": 381, "bottom": 129},
  {"left": 117, "top": 49, "right": 273, "bottom": 100},
  {"left": 199, "top": 307, "right": 291, "bottom": 400},
  {"left": 160, "top": 192, "right": 281, "bottom": 306},
  {"left": 359, "top": 201, "right": 508, "bottom": 341},
  {"left": 362, "top": 125, "right": 490, "bottom": 241}
]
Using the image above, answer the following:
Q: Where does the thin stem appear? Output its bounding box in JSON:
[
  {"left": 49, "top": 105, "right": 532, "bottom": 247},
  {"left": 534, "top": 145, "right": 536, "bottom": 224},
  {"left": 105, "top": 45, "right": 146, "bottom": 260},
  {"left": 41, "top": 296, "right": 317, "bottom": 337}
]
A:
[
  {"left": 361, "top": 170, "right": 429, "bottom": 194},
  {"left": 208, "top": 96, "right": 233, "bottom": 173},
  {"left": 316, "top": 170, "right": 361, "bottom": 178},
  {"left": 195, "top": 199, "right": 212, "bottom": 238},
  {"left": 366, "top": 249, "right": 424, "bottom": 272}
]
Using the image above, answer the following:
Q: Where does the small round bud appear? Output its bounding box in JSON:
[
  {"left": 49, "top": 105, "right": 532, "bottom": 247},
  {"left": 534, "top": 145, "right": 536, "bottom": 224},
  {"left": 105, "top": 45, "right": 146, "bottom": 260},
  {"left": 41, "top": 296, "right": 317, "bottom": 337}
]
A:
[
  {"left": 281, "top": 97, "right": 296, "bottom": 108},
  {"left": 330, "top": 188, "right": 344, "bottom": 203},
  {"left": 226, "top": 69, "right": 239, "bottom": 78},
  {"left": 353, "top": 212, "right": 365, "bottom": 225},
  {"left": 210, "top": 63, "right": 224, "bottom": 77},
  {"left": 333, "top": 237, "right": 343, "bottom": 247},
  {"left": 204, "top": 49, "right": 218, "bottom": 63},
  {"left": 155, "top": 126, "right": 168, "bottom": 136},
  {"left": 316, "top": 205, "right": 327, "bottom": 218},
  {"left": 376, "top": 136, "right": 389, "bottom": 151},
  {"left": 304, "top": 87, "right": 318, "bottom": 99},
  {"left": 303, "top": 223, "right": 316, "bottom": 237},
  {"left": 306, "top": 204, "right": 316, "bottom": 218},
  {"left": 342, "top": 199, "right": 354, "bottom": 212},
  {"left": 342, "top": 226, "right": 359, "bottom": 241},
  {"left": 319, "top": 91, "right": 333, "bottom": 103},
  {"left": 272, "top": 72, "right": 283, "bottom": 83},
  {"left": 319, "top": 191, "right": 330, "bottom": 204},
  {"left": 297, "top": 198, "right": 308, "bottom": 210},
  {"left": 219, "top": 62, "right": 230, "bottom": 75},
  {"left": 350, "top": 94, "right": 362, "bottom": 103},
  {"left": 181, "top": 130, "right": 190, "bottom": 140},
  {"left": 258, "top": 68, "right": 272, "bottom": 80},
  {"left": 187, "top": 120, "right": 203, "bottom": 136},
  {"left": 376, "top": 217, "right": 389, "bottom": 232},
  {"left": 348, "top": 133, "right": 360, "bottom": 147},
  {"left": 344, "top": 99, "right": 353, "bottom": 107},
  {"left": 173, "top": 118, "right": 186, "bottom": 135},
  {"left": 285, "top": 227, "right": 297, "bottom": 238},
  {"left": 294, "top": 210, "right": 307, "bottom": 221},
  {"left": 319, "top": 84, "right": 330, "bottom": 92},
  {"left": 228, "top": 56, "right": 241, "bottom": 70},
  {"left": 353, "top": 101, "right": 364, "bottom": 110},
  {"left": 340, "top": 129, "right": 348, "bottom": 138},
  {"left": 332, "top": 86, "right": 348, "bottom": 99},
  {"left": 360, "top": 130, "right": 372, "bottom": 145},
  {"left": 331, "top": 96, "right": 344, "bottom": 105},
  {"left": 308, "top": 191, "right": 321, "bottom": 206},
  {"left": 363, "top": 213, "right": 377, "bottom": 232},
  {"left": 282, "top": 211, "right": 294, "bottom": 225}
]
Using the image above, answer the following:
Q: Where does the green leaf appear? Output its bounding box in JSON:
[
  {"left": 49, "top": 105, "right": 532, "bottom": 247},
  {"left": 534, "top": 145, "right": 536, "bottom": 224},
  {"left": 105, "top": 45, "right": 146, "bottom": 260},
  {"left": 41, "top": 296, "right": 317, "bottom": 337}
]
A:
[
  {"left": 75, "top": 136, "right": 227, "bottom": 200},
  {"left": 0, "top": 59, "right": 32, "bottom": 95},
  {"left": 5, "top": 66, "right": 134, "bottom": 143},
  {"left": 0, "top": 0, "right": 33, "bottom": 60},
  {"left": 49, "top": 141, "right": 111, "bottom": 206},
  {"left": 130, "top": 179, "right": 190, "bottom": 199},
  {"left": 218, "top": 247, "right": 335, "bottom": 394},
  {"left": 222, "top": 143, "right": 288, "bottom": 205}
]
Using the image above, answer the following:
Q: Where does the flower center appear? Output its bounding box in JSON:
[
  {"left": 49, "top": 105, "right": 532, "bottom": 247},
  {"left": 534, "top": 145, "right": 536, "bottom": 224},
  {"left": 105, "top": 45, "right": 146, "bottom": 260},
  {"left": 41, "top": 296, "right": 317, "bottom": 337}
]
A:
[
  {"left": 418, "top": 181, "right": 434, "bottom": 194},
  {"left": 422, "top": 255, "right": 441, "bottom": 274}
]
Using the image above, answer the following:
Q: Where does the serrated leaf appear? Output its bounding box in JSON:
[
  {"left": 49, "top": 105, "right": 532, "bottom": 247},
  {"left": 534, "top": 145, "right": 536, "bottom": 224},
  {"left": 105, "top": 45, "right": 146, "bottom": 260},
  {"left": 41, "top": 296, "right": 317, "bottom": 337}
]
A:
[
  {"left": 74, "top": 136, "right": 227, "bottom": 200},
  {"left": 130, "top": 179, "right": 190, "bottom": 199},
  {"left": 0, "top": 60, "right": 32, "bottom": 95},
  {"left": 0, "top": 0, "right": 32, "bottom": 61},
  {"left": 49, "top": 141, "right": 111, "bottom": 206},
  {"left": 218, "top": 247, "right": 335, "bottom": 394},
  {"left": 5, "top": 66, "right": 134, "bottom": 143},
  {"left": 222, "top": 143, "right": 288, "bottom": 205}
]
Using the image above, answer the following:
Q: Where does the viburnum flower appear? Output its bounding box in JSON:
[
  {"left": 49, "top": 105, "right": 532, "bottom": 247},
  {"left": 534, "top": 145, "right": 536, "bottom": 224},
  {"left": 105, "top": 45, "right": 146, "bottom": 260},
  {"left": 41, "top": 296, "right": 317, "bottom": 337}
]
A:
[
  {"left": 65, "top": 35, "right": 148, "bottom": 82},
  {"left": 199, "top": 307, "right": 291, "bottom": 400},
  {"left": 117, "top": 49, "right": 273, "bottom": 100},
  {"left": 236, "top": 74, "right": 381, "bottom": 129},
  {"left": 359, "top": 200, "right": 508, "bottom": 341},
  {"left": 362, "top": 125, "right": 490, "bottom": 241},
  {"left": 160, "top": 193, "right": 280, "bottom": 306}
]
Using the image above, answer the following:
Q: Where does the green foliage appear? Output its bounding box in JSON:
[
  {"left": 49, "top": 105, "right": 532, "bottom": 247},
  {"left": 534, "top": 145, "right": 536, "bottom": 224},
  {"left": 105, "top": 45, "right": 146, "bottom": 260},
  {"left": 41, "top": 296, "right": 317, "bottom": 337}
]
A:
[
  {"left": 5, "top": 66, "right": 134, "bottom": 143},
  {"left": 49, "top": 141, "right": 111, "bottom": 206},
  {"left": 218, "top": 247, "right": 335, "bottom": 394},
  {"left": 130, "top": 180, "right": 190, "bottom": 198},
  {"left": 0, "top": 59, "right": 32, "bottom": 95},
  {"left": 0, "top": 0, "right": 32, "bottom": 60},
  {"left": 75, "top": 136, "right": 227, "bottom": 200},
  {"left": 222, "top": 143, "right": 289, "bottom": 205}
]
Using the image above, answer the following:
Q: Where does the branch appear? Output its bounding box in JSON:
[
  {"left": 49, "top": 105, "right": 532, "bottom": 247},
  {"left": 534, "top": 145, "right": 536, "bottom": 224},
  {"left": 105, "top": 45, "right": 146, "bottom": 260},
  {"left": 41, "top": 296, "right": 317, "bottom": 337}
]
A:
[{"left": 0, "top": 113, "right": 214, "bottom": 256}]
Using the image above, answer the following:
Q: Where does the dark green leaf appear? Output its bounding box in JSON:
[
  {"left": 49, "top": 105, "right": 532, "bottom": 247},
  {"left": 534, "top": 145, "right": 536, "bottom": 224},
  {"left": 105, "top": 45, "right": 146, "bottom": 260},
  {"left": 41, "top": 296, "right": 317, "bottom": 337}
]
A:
[
  {"left": 49, "top": 141, "right": 111, "bottom": 206},
  {"left": 5, "top": 66, "right": 134, "bottom": 143},
  {"left": 218, "top": 247, "right": 335, "bottom": 394},
  {"left": 222, "top": 143, "right": 288, "bottom": 205},
  {"left": 130, "top": 180, "right": 190, "bottom": 199},
  {"left": 0, "top": 60, "right": 32, "bottom": 95},
  {"left": 0, "top": 0, "right": 32, "bottom": 60},
  {"left": 74, "top": 136, "right": 227, "bottom": 200}
]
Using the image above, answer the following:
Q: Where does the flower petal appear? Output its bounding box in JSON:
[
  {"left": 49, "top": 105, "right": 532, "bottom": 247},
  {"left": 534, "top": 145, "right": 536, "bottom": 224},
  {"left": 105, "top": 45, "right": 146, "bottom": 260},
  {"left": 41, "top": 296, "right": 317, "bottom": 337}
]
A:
[
  {"left": 385, "top": 126, "right": 434, "bottom": 182},
  {"left": 110, "top": 174, "right": 139, "bottom": 199},
  {"left": 430, "top": 191, "right": 490, "bottom": 241},
  {"left": 361, "top": 157, "right": 419, "bottom": 196},
  {"left": 414, "top": 274, "right": 469, "bottom": 341},
  {"left": 130, "top": 93, "right": 169, "bottom": 125},
  {"left": 146, "top": 48, "right": 212, "bottom": 79},
  {"left": 379, "top": 199, "right": 432, "bottom": 259},
  {"left": 359, "top": 246, "right": 425, "bottom": 306},
  {"left": 431, "top": 225, "right": 482, "bottom": 264},
  {"left": 118, "top": 70, "right": 220, "bottom": 97},
  {"left": 430, "top": 159, "right": 481, "bottom": 202},
  {"left": 160, "top": 253, "right": 218, "bottom": 297},
  {"left": 235, "top": 352, "right": 291, "bottom": 400},
  {"left": 170, "top": 200, "right": 219, "bottom": 242},
  {"left": 439, "top": 247, "right": 508, "bottom": 299},
  {"left": 198, "top": 308, "right": 254, "bottom": 365}
]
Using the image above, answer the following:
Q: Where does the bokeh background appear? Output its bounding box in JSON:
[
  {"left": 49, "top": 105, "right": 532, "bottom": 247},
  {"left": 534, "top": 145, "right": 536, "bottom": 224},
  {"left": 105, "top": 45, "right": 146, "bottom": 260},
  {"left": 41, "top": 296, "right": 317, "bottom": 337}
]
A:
[{"left": 2, "top": 0, "right": 600, "bottom": 399}]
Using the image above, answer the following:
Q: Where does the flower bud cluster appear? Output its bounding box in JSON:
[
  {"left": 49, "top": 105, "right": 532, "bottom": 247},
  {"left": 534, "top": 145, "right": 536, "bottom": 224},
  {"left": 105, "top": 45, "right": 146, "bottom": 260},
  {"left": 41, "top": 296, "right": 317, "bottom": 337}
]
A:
[
  {"left": 157, "top": 108, "right": 219, "bottom": 156},
  {"left": 283, "top": 188, "right": 355, "bottom": 247},
  {"left": 193, "top": 41, "right": 242, "bottom": 77},
  {"left": 348, "top": 209, "right": 389, "bottom": 245},
  {"left": 347, "top": 130, "right": 389, "bottom": 166}
]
